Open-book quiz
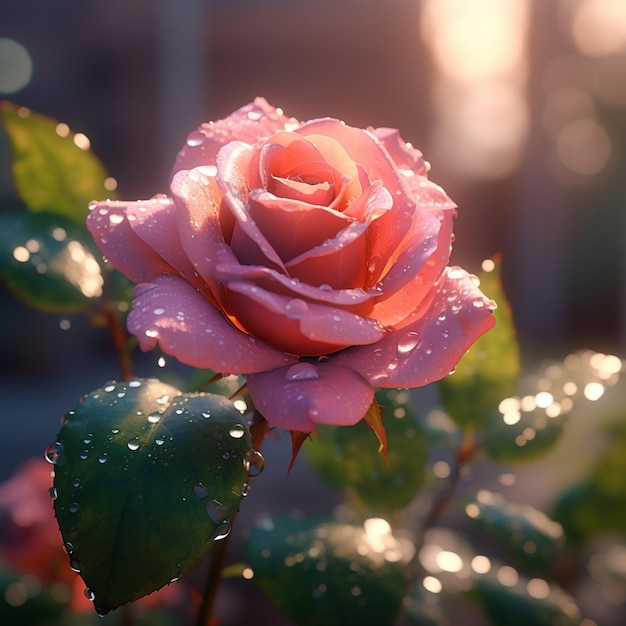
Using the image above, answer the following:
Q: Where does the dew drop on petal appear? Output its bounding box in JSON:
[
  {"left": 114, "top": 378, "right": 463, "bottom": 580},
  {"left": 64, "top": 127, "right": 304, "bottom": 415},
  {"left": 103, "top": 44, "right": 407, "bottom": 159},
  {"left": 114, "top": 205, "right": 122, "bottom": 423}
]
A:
[
  {"left": 285, "top": 298, "right": 308, "bottom": 320},
  {"left": 396, "top": 331, "right": 421, "bottom": 357},
  {"left": 48, "top": 487, "right": 58, "bottom": 500},
  {"left": 205, "top": 499, "right": 228, "bottom": 524},
  {"left": 284, "top": 362, "right": 320, "bottom": 381}
]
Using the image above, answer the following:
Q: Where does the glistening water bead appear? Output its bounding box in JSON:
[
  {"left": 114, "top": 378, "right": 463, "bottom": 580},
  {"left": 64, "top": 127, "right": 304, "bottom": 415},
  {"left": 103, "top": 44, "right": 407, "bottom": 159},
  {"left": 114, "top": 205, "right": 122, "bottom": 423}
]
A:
[{"left": 44, "top": 441, "right": 64, "bottom": 464}]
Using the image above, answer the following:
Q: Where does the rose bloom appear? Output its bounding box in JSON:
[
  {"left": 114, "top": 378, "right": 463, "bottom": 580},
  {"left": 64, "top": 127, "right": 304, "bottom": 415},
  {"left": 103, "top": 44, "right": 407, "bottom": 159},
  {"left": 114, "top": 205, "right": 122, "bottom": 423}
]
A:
[{"left": 88, "top": 98, "right": 495, "bottom": 433}]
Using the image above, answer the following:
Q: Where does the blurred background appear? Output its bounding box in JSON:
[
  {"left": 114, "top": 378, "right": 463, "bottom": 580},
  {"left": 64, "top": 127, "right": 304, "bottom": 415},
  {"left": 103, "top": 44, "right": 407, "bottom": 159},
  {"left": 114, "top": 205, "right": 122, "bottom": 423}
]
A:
[{"left": 0, "top": 0, "right": 625, "bottom": 624}]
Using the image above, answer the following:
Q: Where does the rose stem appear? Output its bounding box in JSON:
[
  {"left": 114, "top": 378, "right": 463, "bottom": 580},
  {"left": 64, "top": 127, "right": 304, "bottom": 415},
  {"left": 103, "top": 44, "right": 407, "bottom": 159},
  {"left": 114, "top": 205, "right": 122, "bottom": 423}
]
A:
[
  {"left": 407, "top": 427, "right": 477, "bottom": 577},
  {"left": 101, "top": 302, "right": 134, "bottom": 381},
  {"left": 196, "top": 523, "right": 235, "bottom": 626}
]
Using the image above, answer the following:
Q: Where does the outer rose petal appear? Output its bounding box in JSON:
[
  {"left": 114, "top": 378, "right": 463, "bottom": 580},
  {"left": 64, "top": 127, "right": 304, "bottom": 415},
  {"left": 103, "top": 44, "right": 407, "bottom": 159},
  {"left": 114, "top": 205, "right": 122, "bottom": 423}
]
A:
[
  {"left": 247, "top": 362, "right": 374, "bottom": 432},
  {"left": 128, "top": 274, "right": 295, "bottom": 372},
  {"left": 335, "top": 267, "right": 496, "bottom": 388},
  {"left": 224, "top": 281, "right": 384, "bottom": 356},
  {"left": 369, "top": 127, "right": 428, "bottom": 176},
  {"left": 173, "top": 97, "right": 296, "bottom": 174},
  {"left": 86, "top": 201, "right": 176, "bottom": 283}
]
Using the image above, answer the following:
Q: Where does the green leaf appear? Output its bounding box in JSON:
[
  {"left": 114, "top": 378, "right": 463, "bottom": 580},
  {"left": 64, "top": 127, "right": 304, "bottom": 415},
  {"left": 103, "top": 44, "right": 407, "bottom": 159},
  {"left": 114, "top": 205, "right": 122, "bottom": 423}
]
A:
[
  {"left": 438, "top": 258, "right": 520, "bottom": 430},
  {"left": 0, "top": 210, "right": 104, "bottom": 312},
  {"left": 481, "top": 350, "right": 621, "bottom": 464},
  {"left": 469, "top": 568, "right": 580, "bottom": 626},
  {"left": 50, "top": 378, "right": 255, "bottom": 614},
  {"left": 0, "top": 101, "right": 115, "bottom": 223},
  {"left": 553, "top": 420, "right": 626, "bottom": 545},
  {"left": 304, "top": 389, "right": 427, "bottom": 514},
  {"left": 464, "top": 491, "right": 565, "bottom": 578},
  {"left": 247, "top": 514, "right": 408, "bottom": 626}
]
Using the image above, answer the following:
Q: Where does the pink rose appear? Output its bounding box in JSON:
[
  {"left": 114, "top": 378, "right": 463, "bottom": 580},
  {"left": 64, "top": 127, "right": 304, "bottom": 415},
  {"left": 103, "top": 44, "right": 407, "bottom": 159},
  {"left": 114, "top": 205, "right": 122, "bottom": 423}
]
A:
[{"left": 87, "top": 98, "right": 495, "bottom": 433}]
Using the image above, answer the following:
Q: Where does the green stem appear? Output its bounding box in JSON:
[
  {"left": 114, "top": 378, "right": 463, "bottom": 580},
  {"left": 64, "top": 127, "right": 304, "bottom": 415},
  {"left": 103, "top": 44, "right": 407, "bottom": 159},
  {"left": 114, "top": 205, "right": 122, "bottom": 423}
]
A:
[{"left": 196, "top": 524, "right": 235, "bottom": 626}]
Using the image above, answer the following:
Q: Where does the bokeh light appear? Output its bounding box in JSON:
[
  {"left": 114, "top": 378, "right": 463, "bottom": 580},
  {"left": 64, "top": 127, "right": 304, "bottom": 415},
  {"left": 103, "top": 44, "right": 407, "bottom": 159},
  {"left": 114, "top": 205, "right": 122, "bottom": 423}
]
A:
[{"left": 0, "top": 38, "right": 32, "bottom": 93}]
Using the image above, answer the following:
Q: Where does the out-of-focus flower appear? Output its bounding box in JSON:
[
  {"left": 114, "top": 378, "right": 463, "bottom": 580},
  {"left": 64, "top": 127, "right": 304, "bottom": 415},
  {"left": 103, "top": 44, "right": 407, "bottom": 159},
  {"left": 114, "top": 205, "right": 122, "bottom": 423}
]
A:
[{"left": 87, "top": 98, "right": 495, "bottom": 433}]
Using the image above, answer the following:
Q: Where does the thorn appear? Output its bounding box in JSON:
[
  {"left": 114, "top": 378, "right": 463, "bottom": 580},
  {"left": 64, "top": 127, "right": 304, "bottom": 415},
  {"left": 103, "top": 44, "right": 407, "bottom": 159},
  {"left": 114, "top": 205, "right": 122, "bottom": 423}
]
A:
[
  {"left": 288, "top": 431, "right": 312, "bottom": 473},
  {"left": 363, "top": 399, "right": 389, "bottom": 465}
]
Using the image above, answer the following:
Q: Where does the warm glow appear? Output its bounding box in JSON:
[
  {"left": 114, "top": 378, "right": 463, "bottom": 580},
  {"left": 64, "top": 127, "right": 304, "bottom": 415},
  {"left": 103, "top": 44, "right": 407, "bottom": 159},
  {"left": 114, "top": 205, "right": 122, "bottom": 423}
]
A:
[
  {"left": 421, "top": 0, "right": 530, "bottom": 178},
  {"left": 556, "top": 119, "right": 612, "bottom": 176},
  {"left": 570, "top": 0, "right": 626, "bottom": 58}
]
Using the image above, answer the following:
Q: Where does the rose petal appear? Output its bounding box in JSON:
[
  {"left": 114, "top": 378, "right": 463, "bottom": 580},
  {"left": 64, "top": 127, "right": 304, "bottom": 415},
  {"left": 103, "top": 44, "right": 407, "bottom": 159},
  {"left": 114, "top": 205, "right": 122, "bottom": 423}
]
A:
[
  {"left": 173, "top": 97, "right": 295, "bottom": 174},
  {"left": 86, "top": 201, "right": 176, "bottom": 283},
  {"left": 268, "top": 176, "right": 335, "bottom": 206},
  {"left": 224, "top": 281, "right": 385, "bottom": 356},
  {"left": 170, "top": 168, "right": 232, "bottom": 309},
  {"left": 368, "top": 208, "right": 453, "bottom": 327},
  {"left": 247, "top": 362, "right": 374, "bottom": 431},
  {"left": 216, "top": 142, "right": 287, "bottom": 272},
  {"left": 369, "top": 127, "right": 428, "bottom": 176},
  {"left": 123, "top": 197, "right": 207, "bottom": 293},
  {"left": 247, "top": 189, "right": 353, "bottom": 262},
  {"left": 285, "top": 220, "right": 369, "bottom": 289},
  {"left": 128, "top": 274, "right": 295, "bottom": 372},
  {"left": 335, "top": 267, "right": 496, "bottom": 388},
  {"left": 214, "top": 261, "right": 373, "bottom": 311}
]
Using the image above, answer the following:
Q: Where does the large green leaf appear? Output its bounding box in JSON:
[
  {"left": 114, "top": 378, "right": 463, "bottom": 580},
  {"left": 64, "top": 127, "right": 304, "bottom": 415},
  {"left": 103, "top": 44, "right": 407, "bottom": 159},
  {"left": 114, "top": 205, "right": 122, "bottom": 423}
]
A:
[
  {"left": 0, "top": 210, "right": 103, "bottom": 312},
  {"left": 553, "top": 419, "right": 626, "bottom": 545},
  {"left": 438, "top": 259, "right": 519, "bottom": 430},
  {"left": 464, "top": 491, "right": 565, "bottom": 578},
  {"left": 304, "top": 389, "right": 427, "bottom": 514},
  {"left": 482, "top": 350, "right": 622, "bottom": 464},
  {"left": 469, "top": 568, "right": 580, "bottom": 626},
  {"left": 50, "top": 378, "right": 255, "bottom": 614},
  {"left": 0, "top": 101, "right": 115, "bottom": 223},
  {"left": 247, "top": 514, "right": 409, "bottom": 626}
]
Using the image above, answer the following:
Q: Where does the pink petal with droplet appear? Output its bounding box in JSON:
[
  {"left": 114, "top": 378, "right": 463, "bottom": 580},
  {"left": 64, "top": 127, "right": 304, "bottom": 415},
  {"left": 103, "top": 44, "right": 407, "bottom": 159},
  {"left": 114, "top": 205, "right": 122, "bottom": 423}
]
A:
[
  {"left": 128, "top": 274, "right": 295, "bottom": 372},
  {"left": 213, "top": 262, "right": 373, "bottom": 311},
  {"left": 335, "top": 267, "right": 496, "bottom": 388},
  {"left": 86, "top": 201, "right": 175, "bottom": 283},
  {"left": 173, "top": 98, "right": 295, "bottom": 174},
  {"left": 247, "top": 362, "right": 374, "bottom": 432},
  {"left": 224, "top": 281, "right": 384, "bottom": 356},
  {"left": 216, "top": 142, "right": 287, "bottom": 272},
  {"left": 124, "top": 197, "right": 206, "bottom": 293},
  {"left": 369, "top": 127, "right": 428, "bottom": 176},
  {"left": 170, "top": 168, "right": 232, "bottom": 309}
]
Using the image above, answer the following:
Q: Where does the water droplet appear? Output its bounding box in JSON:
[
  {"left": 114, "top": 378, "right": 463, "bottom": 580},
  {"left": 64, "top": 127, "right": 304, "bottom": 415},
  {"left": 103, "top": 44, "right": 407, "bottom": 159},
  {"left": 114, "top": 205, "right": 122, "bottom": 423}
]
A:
[
  {"left": 226, "top": 425, "right": 245, "bottom": 441},
  {"left": 69, "top": 559, "right": 82, "bottom": 572},
  {"left": 222, "top": 452, "right": 231, "bottom": 460},
  {"left": 64, "top": 541, "right": 74, "bottom": 554},
  {"left": 98, "top": 454, "right": 108, "bottom": 464},
  {"left": 205, "top": 499, "right": 228, "bottom": 524},
  {"left": 202, "top": 411, "right": 211, "bottom": 419},
  {"left": 241, "top": 483, "right": 251, "bottom": 497},
  {"left": 186, "top": 129, "right": 206, "bottom": 147},
  {"left": 128, "top": 380, "right": 142, "bottom": 388},
  {"left": 127, "top": 439, "right": 140, "bottom": 451},
  {"left": 147, "top": 411, "right": 162, "bottom": 423},
  {"left": 397, "top": 331, "right": 421, "bottom": 357},
  {"left": 285, "top": 298, "right": 308, "bottom": 320},
  {"left": 212, "top": 520, "right": 231, "bottom": 541},
  {"left": 48, "top": 487, "right": 58, "bottom": 500},
  {"left": 79, "top": 450, "right": 89, "bottom": 460},
  {"left": 243, "top": 449, "right": 265, "bottom": 477},
  {"left": 44, "top": 441, "right": 64, "bottom": 464},
  {"left": 155, "top": 437, "right": 165, "bottom": 446},
  {"left": 69, "top": 502, "right": 79, "bottom": 513},
  {"left": 284, "top": 362, "right": 320, "bottom": 381},
  {"left": 72, "top": 478, "right": 81, "bottom": 488},
  {"left": 83, "top": 435, "right": 93, "bottom": 445},
  {"left": 193, "top": 483, "right": 209, "bottom": 499},
  {"left": 84, "top": 588, "right": 95, "bottom": 601}
]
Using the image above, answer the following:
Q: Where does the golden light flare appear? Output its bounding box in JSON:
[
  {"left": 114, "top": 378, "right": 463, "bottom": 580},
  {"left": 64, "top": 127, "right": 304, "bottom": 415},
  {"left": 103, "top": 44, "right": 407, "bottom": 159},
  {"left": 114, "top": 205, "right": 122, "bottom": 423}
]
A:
[{"left": 420, "top": 0, "right": 530, "bottom": 178}]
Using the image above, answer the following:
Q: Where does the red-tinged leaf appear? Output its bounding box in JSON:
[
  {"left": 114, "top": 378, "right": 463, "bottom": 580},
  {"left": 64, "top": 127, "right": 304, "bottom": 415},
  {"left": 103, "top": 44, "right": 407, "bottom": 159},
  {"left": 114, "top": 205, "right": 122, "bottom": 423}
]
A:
[{"left": 289, "top": 431, "right": 312, "bottom": 473}]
